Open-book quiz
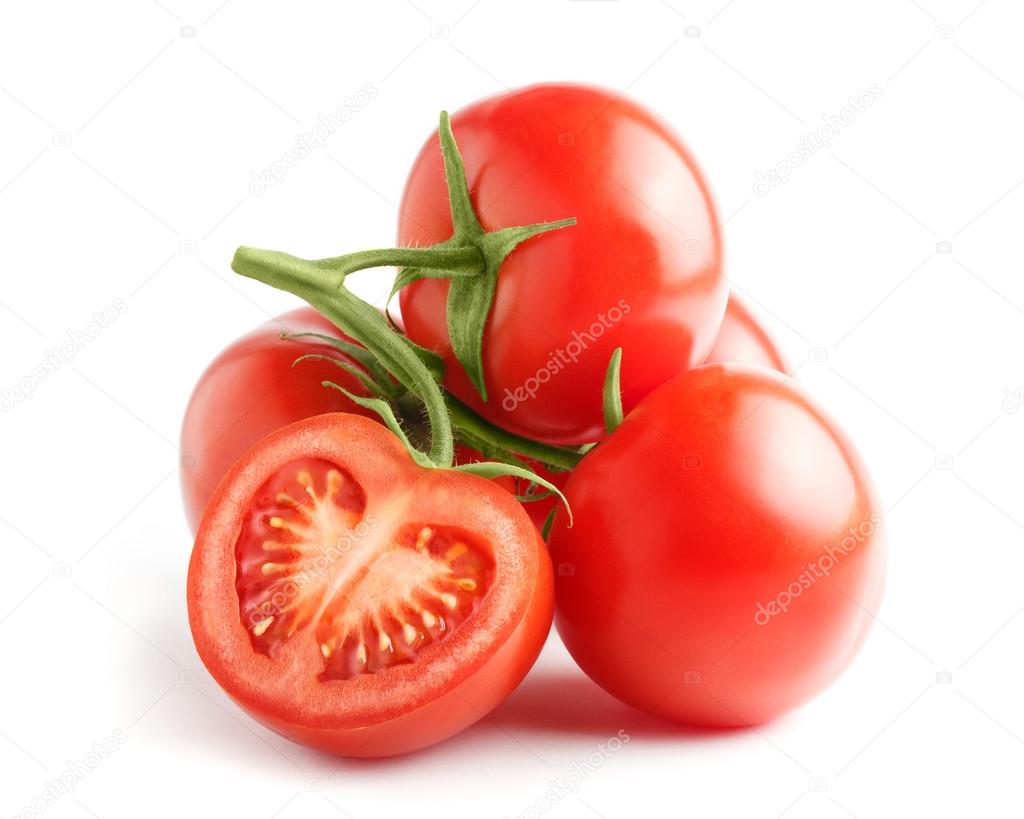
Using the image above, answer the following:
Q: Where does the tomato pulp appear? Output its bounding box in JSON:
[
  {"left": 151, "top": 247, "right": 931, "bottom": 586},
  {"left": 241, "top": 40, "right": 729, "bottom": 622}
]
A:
[
  {"left": 548, "top": 364, "right": 885, "bottom": 726},
  {"left": 399, "top": 83, "right": 727, "bottom": 445},
  {"left": 188, "top": 413, "right": 554, "bottom": 757}
]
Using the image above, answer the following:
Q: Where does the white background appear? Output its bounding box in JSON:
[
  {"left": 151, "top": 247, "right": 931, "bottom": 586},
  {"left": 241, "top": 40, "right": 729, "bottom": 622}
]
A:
[{"left": 2, "top": 1, "right": 1023, "bottom": 817}]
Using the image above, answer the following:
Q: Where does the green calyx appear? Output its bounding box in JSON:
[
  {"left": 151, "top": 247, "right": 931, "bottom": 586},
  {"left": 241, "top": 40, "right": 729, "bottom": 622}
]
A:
[
  {"left": 603, "top": 347, "right": 624, "bottom": 435},
  {"left": 388, "top": 112, "right": 576, "bottom": 402}
]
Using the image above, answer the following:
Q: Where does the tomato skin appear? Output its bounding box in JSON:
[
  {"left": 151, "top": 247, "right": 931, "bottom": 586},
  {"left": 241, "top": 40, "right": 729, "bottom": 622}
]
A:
[
  {"left": 188, "top": 413, "right": 554, "bottom": 757},
  {"left": 179, "top": 308, "right": 377, "bottom": 533},
  {"left": 548, "top": 365, "right": 885, "bottom": 726},
  {"left": 399, "top": 83, "right": 727, "bottom": 445},
  {"left": 703, "top": 293, "right": 788, "bottom": 373}
]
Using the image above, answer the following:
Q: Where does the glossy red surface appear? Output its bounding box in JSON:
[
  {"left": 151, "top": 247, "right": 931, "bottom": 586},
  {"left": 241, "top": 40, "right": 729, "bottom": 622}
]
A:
[{"left": 548, "top": 364, "right": 886, "bottom": 726}]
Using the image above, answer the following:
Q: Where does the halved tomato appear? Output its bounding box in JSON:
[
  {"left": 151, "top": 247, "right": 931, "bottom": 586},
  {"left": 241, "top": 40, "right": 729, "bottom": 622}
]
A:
[{"left": 187, "top": 413, "right": 553, "bottom": 757}]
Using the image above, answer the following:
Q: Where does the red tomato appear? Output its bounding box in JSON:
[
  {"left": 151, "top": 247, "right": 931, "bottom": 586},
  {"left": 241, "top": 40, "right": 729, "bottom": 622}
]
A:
[
  {"left": 179, "top": 307, "right": 377, "bottom": 533},
  {"left": 703, "top": 293, "right": 788, "bottom": 373},
  {"left": 398, "top": 83, "right": 727, "bottom": 445},
  {"left": 548, "top": 364, "right": 885, "bottom": 726},
  {"left": 188, "top": 413, "right": 553, "bottom": 757}
]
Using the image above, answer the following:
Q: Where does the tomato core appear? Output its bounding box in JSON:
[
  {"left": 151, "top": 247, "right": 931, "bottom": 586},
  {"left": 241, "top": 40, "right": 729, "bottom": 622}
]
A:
[{"left": 234, "top": 457, "right": 493, "bottom": 681}]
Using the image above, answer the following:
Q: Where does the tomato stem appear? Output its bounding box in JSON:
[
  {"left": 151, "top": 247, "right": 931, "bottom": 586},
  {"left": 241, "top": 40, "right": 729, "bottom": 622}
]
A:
[
  {"left": 314, "top": 243, "right": 484, "bottom": 278},
  {"left": 447, "top": 396, "right": 582, "bottom": 472},
  {"left": 232, "top": 246, "right": 456, "bottom": 468},
  {"left": 452, "top": 461, "right": 572, "bottom": 525}
]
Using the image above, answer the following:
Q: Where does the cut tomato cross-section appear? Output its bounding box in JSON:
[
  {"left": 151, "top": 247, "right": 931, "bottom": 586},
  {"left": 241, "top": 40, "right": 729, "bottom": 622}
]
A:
[
  {"left": 234, "top": 456, "right": 495, "bottom": 679},
  {"left": 187, "top": 413, "right": 553, "bottom": 757}
]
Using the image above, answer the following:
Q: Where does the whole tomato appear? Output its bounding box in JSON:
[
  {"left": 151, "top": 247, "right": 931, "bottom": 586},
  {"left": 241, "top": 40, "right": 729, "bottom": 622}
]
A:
[
  {"left": 703, "top": 293, "right": 788, "bottom": 373},
  {"left": 398, "top": 84, "right": 726, "bottom": 445},
  {"left": 548, "top": 364, "right": 886, "bottom": 726}
]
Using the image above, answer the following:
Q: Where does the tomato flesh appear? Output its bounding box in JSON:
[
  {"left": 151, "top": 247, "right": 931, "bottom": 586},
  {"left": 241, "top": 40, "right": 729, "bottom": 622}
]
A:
[{"left": 235, "top": 457, "right": 494, "bottom": 680}]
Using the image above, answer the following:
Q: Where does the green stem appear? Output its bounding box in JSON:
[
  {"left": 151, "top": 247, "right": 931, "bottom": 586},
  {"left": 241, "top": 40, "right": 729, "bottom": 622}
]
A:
[
  {"left": 447, "top": 395, "right": 582, "bottom": 472},
  {"left": 603, "top": 347, "right": 624, "bottom": 435},
  {"left": 313, "top": 244, "right": 483, "bottom": 277},
  {"left": 232, "top": 246, "right": 455, "bottom": 467}
]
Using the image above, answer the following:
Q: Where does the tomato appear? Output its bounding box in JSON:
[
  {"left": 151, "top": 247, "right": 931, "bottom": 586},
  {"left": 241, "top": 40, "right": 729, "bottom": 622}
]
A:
[
  {"left": 188, "top": 412, "right": 553, "bottom": 757},
  {"left": 398, "top": 83, "right": 727, "bottom": 445},
  {"left": 548, "top": 364, "right": 885, "bottom": 726},
  {"left": 179, "top": 307, "right": 378, "bottom": 533},
  {"left": 703, "top": 293, "right": 788, "bottom": 373}
]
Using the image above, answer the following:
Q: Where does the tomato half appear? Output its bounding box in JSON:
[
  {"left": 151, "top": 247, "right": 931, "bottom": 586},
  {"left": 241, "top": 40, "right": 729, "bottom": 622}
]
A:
[
  {"left": 398, "top": 83, "right": 727, "bottom": 445},
  {"left": 703, "top": 293, "right": 788, "bottom": 373},
  {"left": 548, "top": 364, "right": 885, "bottom": 726},
  {"left": 180, "top": 307, "right": 377, "bottom": 533},
  {"left": 188, "top": 413, "right": 553, "bottom": 757}
]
